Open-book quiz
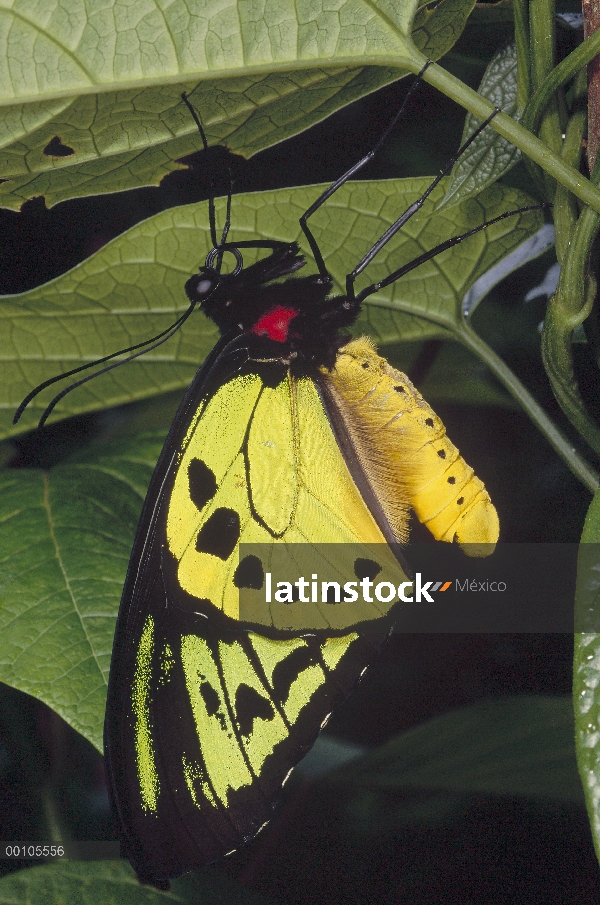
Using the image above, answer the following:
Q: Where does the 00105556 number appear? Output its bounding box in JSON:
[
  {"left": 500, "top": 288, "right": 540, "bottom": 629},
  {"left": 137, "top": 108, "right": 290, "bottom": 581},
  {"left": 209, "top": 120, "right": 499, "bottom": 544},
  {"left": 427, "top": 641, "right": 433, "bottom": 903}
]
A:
[{"left": 2, "top": 843, "right": 65, "bottom": 859}]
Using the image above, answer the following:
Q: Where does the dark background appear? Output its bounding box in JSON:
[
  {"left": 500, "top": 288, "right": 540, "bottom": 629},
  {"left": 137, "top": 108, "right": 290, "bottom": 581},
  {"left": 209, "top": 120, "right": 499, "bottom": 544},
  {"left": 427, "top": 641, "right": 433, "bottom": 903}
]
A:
[{"left": 1, "top": 12, "right": 599, "bottom": 903}]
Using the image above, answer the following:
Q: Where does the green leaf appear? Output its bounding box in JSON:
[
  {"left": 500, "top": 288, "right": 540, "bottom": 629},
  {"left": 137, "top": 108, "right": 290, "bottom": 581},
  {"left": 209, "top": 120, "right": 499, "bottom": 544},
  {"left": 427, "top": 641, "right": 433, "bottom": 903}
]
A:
[
  {"left": 0, "top": 0, "right": 425, "bottom": 210},
  {"left": 468, "top": 0, "right": 514, "bottom": 25},
  {"left": 4, "top": 179, "right": 543, "bottom": 439},
  {"left": 412, "top": 0, "right": 477, "bottom": 62},
  {"left": 332, "top": 696, "right": 583, "bottom": 803},
  {"left": 0, "top": 432, "right": 164, "bottom": 752},
  {"left": 0, "top": 180, "right": 543, "bottom": 751},
  {"left": 439, "top": 42, "right": 521, "bottom": 210},
  {"left": 0, "top": 860, "right": 275, "bottom": 904},
  {"left": 574, "top": 488, "right": 600, "bottom": 866}
]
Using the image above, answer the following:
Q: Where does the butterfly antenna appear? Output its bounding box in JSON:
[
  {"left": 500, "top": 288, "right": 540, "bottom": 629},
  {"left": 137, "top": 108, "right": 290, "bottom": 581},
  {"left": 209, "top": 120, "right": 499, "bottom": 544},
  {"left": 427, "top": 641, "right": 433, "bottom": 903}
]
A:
[
  {"left": 221, "top": 170, "right": 234, "bottom": 246},
  {"left": 33, "top": 302, "right": 199, "bottom": 430},
  {"left": 181, "top": 91, "right": 220, "bottom": 250},
  {"left": 300, "top": 60, "right": 432, "bottom": 281},
  {"left": 353, "top": 203, "right": 551, "bottom": 305},
  {"left": 209, "top": 170, "right": 236, "bottom": 273},
  {"left": 14, "top": 297, "right": 197, "bottom": 428}
]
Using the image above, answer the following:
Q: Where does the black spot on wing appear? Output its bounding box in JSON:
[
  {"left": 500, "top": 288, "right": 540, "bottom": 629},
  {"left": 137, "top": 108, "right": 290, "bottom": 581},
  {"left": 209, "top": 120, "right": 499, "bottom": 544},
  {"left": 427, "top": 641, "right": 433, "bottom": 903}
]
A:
[
  {"left": 235, "top": 684, "right": 275, "bottom": 737},
  {"left": 271, "top": 645, "right": 315, "bottom": 705},
  {"left": 354, "top": 558, "right": 382, "bottom": 581},
  {"left": 200, "top": 680, "right": 226, "bottom": 731},
  {"left": 234, "top": 555, "right": 264, "bottom": 590},
  {"left": 196, "top": 508, "right": 240, "bottom": 559},
  {"left": 200, "top": 680, "right": 220, "bottom": 715},
  {"left": 188, "top": 458, "right": 218, "bottom": 511}
]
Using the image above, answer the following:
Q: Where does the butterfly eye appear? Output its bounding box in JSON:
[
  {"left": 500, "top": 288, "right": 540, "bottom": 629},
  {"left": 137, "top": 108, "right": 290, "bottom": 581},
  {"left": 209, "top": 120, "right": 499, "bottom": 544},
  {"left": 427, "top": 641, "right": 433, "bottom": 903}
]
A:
[{"left": 184, "top": 270, "right": 221, "bottom": 303}]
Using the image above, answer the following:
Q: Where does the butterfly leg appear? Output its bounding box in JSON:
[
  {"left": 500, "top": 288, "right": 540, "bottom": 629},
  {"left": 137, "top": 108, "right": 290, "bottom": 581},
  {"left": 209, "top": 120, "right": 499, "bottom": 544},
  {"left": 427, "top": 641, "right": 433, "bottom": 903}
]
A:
[
  {"left": 351, "top": 200, "right": 548, "bottom": 306},
  {"left": 345, "top": 107, "right": 501, "bottom": 305},
  {"left": 299, "top": 62, "right": 432, "bottom": 283}
]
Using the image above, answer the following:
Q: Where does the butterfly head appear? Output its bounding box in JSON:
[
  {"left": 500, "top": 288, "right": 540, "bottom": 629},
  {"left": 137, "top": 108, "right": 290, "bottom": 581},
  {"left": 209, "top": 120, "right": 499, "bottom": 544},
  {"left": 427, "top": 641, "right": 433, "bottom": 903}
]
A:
[
  {"left": 184, "top": 241, "right": 359, "bottom": 374},
  {"left": 184, "top": 268, "right": 222, "bottom": 302}
]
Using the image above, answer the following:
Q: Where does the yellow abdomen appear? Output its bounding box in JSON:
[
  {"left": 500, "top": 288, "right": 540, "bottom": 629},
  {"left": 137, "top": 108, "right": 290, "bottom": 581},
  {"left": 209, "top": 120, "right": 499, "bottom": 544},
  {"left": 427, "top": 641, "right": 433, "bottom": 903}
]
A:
[{"left": 321, "top": 337, "right": 499, "bottom": 556}]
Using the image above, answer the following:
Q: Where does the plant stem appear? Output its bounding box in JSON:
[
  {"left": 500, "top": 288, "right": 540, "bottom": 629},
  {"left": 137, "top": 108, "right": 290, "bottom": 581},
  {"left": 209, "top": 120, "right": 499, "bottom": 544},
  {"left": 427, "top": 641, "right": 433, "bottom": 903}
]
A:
[
  {"left": 529, "top": 0, "right": 560, "bottom": 196},
  {"left": 522, "top": 27, "right": 600, "bottom": 138},
  {"left": 553, "top": 69, "right": 588, "bottom": 264},
  {"left": 514, "top": 0, "right": 532, "bottom": 113},
  {"left": 40, "top": 784, "right": 65, "bottom": 845},
  {"left": 460, "top": 324, "right": 599, "bottom": 492},
  {"left": 421, "top": 59, "right": 600, "bottom": 215},
  {"left": 542, "top": 149, "right": 600, "bottom": 459}
]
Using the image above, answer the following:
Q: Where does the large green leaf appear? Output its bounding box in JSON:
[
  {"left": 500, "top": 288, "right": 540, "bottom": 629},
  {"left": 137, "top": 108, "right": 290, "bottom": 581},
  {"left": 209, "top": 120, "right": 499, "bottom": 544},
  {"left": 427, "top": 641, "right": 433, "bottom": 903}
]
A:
[
  {"left": 0, "top": 432, "right": 163, "bottom": 752},
  {"left": 4, "top": 179, "right": 543, "bottom": 438},
  {"left": 412, "top": 0, "right": 476, "bottom": 62},
  {"left": 329, "top": 696, "right": 583, "bottom": 803},
  {"left": 574, "top": 488, "right": 600, "bottom": 866},
  {"left": 0, "top": 860, "right": 275, "bottom": 904},
  {"left": 0, "top": 0, "right": 448, "bottom": 210},
  {"left": 0, "top": 69, "right": 411, "bottom": 210}
]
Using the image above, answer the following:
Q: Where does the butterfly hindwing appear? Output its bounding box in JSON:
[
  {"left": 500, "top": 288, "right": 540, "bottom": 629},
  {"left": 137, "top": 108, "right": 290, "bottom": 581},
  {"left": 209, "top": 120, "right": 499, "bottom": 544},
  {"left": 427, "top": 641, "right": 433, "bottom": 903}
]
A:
[{"left": 109, "top": 596, "right": 384, "bottom": 879}]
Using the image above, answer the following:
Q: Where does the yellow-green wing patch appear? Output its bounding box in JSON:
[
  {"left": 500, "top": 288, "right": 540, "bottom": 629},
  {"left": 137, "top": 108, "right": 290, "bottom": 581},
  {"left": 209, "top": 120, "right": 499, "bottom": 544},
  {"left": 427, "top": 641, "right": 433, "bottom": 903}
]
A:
[
  {"left": 165, "top": 370, "right": 407, "bottom": 631},
  {"left": 172, "top": 629, "right": 361, "bottom": 813}
]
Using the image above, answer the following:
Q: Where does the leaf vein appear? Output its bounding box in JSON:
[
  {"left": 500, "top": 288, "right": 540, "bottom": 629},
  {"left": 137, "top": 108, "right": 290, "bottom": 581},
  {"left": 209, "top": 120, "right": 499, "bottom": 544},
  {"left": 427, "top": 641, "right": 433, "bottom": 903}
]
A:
[
  {"left": 4, "top": 6, "right": 96, "bottom": 95},
  {"left": 42, "top": 472, "right": 104, "bottom": 679}
]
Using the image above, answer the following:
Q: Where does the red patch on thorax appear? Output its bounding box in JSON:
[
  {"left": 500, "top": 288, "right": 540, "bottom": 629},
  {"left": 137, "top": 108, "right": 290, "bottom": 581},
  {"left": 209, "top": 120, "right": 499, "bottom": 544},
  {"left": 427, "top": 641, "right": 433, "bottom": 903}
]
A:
[{"left": 251, "top": 306, "right": 298, "bottom": 342}]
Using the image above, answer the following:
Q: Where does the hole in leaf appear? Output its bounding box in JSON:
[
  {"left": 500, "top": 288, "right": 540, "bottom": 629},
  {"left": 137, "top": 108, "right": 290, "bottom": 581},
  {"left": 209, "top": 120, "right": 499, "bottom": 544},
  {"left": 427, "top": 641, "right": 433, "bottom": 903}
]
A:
[{"left": 43, "top": 136, "right": 75, "bottom": 158}]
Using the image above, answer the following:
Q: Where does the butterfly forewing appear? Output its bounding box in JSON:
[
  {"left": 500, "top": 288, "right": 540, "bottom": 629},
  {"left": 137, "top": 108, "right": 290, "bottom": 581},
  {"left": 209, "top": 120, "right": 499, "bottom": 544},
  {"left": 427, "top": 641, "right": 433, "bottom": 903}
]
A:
[{"left": 162, "top": 341, "right": 408, "bottom": 631}]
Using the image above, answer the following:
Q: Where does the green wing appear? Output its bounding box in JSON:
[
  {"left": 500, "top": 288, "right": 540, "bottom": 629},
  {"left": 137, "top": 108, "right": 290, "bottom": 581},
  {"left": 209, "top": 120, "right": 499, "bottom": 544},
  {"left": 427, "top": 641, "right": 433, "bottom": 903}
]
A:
[{"left": 123, "top": 609, "right": 379, "bottom": 880}]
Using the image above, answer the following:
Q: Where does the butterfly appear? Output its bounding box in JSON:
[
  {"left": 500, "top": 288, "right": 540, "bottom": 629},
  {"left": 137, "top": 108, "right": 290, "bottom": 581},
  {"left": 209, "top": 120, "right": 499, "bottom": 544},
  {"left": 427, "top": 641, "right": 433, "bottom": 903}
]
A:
[
  {"left": 103, "top": 250, "right": 500, "bottom": 884},
  {"left": 14, "top": 76, "right": 520, "bottom": 888}
]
